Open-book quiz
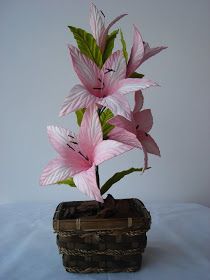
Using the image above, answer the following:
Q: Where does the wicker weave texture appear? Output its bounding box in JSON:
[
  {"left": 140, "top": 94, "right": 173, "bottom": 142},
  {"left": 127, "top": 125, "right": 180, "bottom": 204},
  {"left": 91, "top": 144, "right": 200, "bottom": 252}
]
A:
[{"left": 53, "top": 198, "right": 151, "bottom": 273}]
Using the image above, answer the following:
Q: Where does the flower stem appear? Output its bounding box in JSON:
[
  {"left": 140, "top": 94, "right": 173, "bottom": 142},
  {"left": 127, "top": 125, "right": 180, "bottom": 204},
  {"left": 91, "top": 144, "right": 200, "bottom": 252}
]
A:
[
  {"left": 96, "top": 165, "right": 100, "bottom": 189},
  {"left": 95, "top": 107, "right": 105, "bottom": 190}
]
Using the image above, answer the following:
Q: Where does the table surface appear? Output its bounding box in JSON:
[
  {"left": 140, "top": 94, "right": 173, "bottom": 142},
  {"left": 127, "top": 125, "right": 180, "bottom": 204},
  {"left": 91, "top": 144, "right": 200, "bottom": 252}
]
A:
[{"left": 0, "top": 201, "right": 210, "bottom": 280}]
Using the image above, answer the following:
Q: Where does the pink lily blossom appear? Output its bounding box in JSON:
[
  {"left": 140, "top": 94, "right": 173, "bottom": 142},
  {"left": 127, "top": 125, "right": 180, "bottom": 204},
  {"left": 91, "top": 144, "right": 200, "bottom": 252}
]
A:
[
  {"left": 40, "top": 105, "right": 132, "bottom": 202},
  {"left": 89, "top": 3, "right": 127, "bottom": 52},
  {"left": 59, "top": 45, "right": 157, "bottom": 120},
  {"left": 108, "top": 91, "right": 160, "bottom": 169},
  {"left": 127, "top": 25, "right": 167, "bottom": 77}
]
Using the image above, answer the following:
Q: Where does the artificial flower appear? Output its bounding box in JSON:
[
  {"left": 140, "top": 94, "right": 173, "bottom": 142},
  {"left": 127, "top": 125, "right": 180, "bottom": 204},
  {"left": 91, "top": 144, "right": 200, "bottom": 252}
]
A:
[
  {"left": 40, "top": 105, "right": 132, "bottom": 202},
  {"left": 59, "top": 46, "right": 157, "bottom": 119},
  {"left": 108, "top": 91, "right": 160, "bottom": 169},
  {"left": 127, "top": 25, "right": 167, "bottom": 77},
  {"left": 89, "top": 2, "right": 127, "bottom": 52}
]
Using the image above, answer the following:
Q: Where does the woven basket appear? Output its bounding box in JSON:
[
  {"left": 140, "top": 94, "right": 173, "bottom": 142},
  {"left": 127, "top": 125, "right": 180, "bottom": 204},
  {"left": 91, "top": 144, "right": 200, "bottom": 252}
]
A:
[{"left": 53, "top": 198, "right": 151, "bottom": 273}]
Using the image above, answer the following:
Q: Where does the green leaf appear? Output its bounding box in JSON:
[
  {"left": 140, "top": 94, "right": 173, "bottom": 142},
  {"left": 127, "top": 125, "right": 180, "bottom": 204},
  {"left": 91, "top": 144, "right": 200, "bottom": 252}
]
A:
[
  {"left": 120, "top": 29, "right": 128, "bottom": 63},
  {"left": 75, "top": 108, "right": 86, "bottom": 126},
  {"left": 68, "top": 26, "right": 103, "bottom": 68},
  {"left": 100, "top": 108, "right": 114, "bottom": 138},
  {"left": 100, "top": 167, "right": 144, "bottom": 195},
  {"left": 57, "top": 178, "right": 76, "bottom": 187},
  {"left": 103, "top": 29, "right": 119, "bottom": 63},
  {"left": 130, "top": 72, "right": 144, "bottom": 78}
]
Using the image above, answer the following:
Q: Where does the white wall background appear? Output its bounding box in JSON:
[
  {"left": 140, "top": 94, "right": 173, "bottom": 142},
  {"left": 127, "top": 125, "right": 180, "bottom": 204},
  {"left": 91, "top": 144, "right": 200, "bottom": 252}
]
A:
[{"left": 0, "top": 0, "right": 210, "bottom": 207}]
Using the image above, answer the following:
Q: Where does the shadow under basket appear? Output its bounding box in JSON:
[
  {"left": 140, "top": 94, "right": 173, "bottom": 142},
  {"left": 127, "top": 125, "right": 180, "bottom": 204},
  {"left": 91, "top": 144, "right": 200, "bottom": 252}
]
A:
[{"left": 53, "top": 198, "right": 151, "bottom": 273}]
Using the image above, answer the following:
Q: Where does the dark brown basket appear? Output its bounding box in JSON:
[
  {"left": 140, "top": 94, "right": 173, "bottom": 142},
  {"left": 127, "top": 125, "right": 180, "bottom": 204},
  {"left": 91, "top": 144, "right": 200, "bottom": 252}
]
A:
[{"left": 53, "top": 198, "right": 151, "bottom": 273}]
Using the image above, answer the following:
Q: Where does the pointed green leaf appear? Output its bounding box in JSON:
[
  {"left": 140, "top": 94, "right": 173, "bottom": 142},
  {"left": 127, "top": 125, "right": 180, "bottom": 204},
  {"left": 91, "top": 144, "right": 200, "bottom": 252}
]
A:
[
  {"left": 130, "top": 72, "right": 144, "bottom": 78},
  {"left": 103, "top": 29, "right": 119, "bottom": 63},
  {"left": 99, "top": 108, "right": 114, "bottom": 138},
  {"left": 68, "top": 26, "right": 103, "bottom": 68},
  {"left": 100, "top": 167, "right": 144, "bottom": 195},
  {"left": 75, "top": 108, "right": 86, "bottom": 126},
  {"left": 120, "top": 29, "right": 128, "bottom": 63},
  {"left": 57, "top": 177, "right": 76, "bottom": 187}
]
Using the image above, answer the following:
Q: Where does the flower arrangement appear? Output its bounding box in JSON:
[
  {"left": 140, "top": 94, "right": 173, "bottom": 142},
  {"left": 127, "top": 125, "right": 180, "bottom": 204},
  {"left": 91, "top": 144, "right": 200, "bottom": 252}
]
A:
[{"left": 40, "top": 3, "right": 166, "bottom": 203}]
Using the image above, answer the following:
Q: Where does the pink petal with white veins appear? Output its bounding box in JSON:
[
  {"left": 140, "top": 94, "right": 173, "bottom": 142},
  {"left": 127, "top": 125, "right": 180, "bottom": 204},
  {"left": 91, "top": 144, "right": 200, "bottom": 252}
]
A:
[
  {"left": 134, "top": 109, "right": 153, "bottom": 133},
  {"left": 102, "top": 50, "right": 126, "bottom": 89},
  {"left": 59, "top": 84, "right": 97, "bottom": 117},
  {"left": 79, "top": 104, "right": 103, "bottom": 161},
  {"left": 109, "top": 115, "right": 135, "bottom": 133},
  {"left": 98, "top": 93, "right": 131, "bottom": 120},
  {"left": 89, "top": 3, "right": 105, "bottom": 46},
  {"left": 73, "top": 165, "right": 104, "bottom": 203},
  {"left": 108, "top": 127, "right": 142, "bottom": 149},
  {"left": 40, "top": 158, "right": 75, "bottom": 186},
  {"left": 94, "top": 139, "right": 133, "bottom": 166},
  {"left": 100, "top": 13, "right": 127, "bottom": 51},
  {"left": 137, "top": 131, "right": 160, "bottom": 156},
  {"left": 141, "top": 42, "right": 167, "bottom": 64},
  {"left": 127, "top": 25, "right": 144, "bottom": 77},
  {"left": 47, "top": 126, "right": 73, "bottom": 157},
  {"left": 114, "top": 78, "right": 158, "bottom": 95},
  {"left": 133, "top": 90, "right": 144, "bottom": 113},
  {"left": 47, "top": 125, "right": 89, "bottom": 171},
  {"left": 68, "top": 45, "right": 100, "bottom": 91}
]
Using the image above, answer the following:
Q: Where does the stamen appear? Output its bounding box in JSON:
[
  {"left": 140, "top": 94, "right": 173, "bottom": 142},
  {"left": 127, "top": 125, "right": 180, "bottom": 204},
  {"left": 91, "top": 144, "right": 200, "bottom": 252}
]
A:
[
  {"left": 98, "top": 78, "right": 105, "bottom": 87},
  {"left": 100, "top": 10, "right": 105, "bottom": 18},
  {"left": 70, "top": 141, "right": 78, "bottom": 145},
  {"left": 68, "top": 135, "right": 74, "bottom": 139},
  {"left": 67, "top": 143, "right": 75, "bottom": 151},
  {"left": 104, "top": 68, "right": 115, "bottom": 74},
  {"left": 67, "top": 143, "right": 89, "bottom": 161},
  {"left": 78, "top": 151, "right": 89, "bottom": 161}
]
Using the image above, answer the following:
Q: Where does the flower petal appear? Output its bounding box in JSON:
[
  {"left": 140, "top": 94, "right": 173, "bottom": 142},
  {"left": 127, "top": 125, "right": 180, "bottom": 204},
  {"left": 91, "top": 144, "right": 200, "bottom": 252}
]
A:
[
  {"left": 134, "top": 109, "right": 153, "bottom": 133},
  {"left": 47, "top": 125, "right": 72, "bottom": 157},
  {"left": 100, "top": 13, "right": 127, "bottom": 51},
  {"left": 114, "top": 78, "right": 158, "bottom": 95},
  {"left": 137, "top": 131, "right": 160, "bottom": 156},
  {"left": 59, "top": 84, "right": 97, "bottom": 117},
  {"left": 68, "top": 45, "right": 100, "bottom": 91},
  {"left": 108, "top": 128, "right": 149, "bottom": 170},
  {"left": 47, "top": 125, "right": 90, "bottom": 171},
  {"left": 133, "top": 90, "right": 144, "bottom": 113},
  {"left": 141, "top": 42, "right": 167, "bottom": 64},
  {"left": 89, "top": 3, "right": 105, "bottom": 47},
  {"left": 97, "top": 93, "right": 131, "bottom": 120},
  {"left": 127, "top": 25, "right": 144, "bottom": 77},
  {"left": 108, "top": 127, "right": 142, "bottom": 149},
  {"left": 94, "top": 139, "right": 133, "bottom": 165},
  {"left": 73, "top": 165, "right": 104, "bottom": 203},
  {"left": 102, "top": 50, "right": 126, "bottom": 89},
  {"left": 109, "top": 115, "right": 135, "bottom": 133},
  {"left": 78, "top": 104, "right": 103, "bottom": 161},
  {"left": 40, "top": 158, "right": 74, "bottom": 186}
]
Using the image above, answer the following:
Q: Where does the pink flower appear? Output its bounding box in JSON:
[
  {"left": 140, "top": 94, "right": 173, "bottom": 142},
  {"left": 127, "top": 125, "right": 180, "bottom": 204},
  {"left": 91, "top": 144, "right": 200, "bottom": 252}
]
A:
[
  {"left": 89, "top": 3, "right": 127, "bottom": 52},
  {"left": 108, "top": 91, "right": 160, "bottom": 169},
  {"left": 127, "top": 25, "right": 167, "bottom": 77},
  {"left": 59, "top": 46, "right": 157, "bottom": 120},
  {"left": 40, "top": 105, "right": 132, "bottom": 202}
]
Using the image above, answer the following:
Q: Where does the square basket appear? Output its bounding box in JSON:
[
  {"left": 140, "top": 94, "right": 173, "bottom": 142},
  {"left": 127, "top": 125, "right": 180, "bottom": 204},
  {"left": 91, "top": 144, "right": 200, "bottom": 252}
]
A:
[{"left": 53, "top": 198, "right": 151, "bottom": 273}]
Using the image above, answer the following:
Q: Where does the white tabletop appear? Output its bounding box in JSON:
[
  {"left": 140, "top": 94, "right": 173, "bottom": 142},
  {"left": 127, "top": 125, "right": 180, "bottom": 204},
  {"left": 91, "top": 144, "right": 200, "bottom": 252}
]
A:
[{"left": 0, "top": 201, "right": 210, "bottom": 280}]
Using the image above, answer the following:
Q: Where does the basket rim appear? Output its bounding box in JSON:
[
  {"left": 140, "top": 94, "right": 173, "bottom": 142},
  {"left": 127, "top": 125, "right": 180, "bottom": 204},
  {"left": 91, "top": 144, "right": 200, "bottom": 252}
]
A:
[{"left": 53, "top": 198, "right": 151, "bottom": 232}]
